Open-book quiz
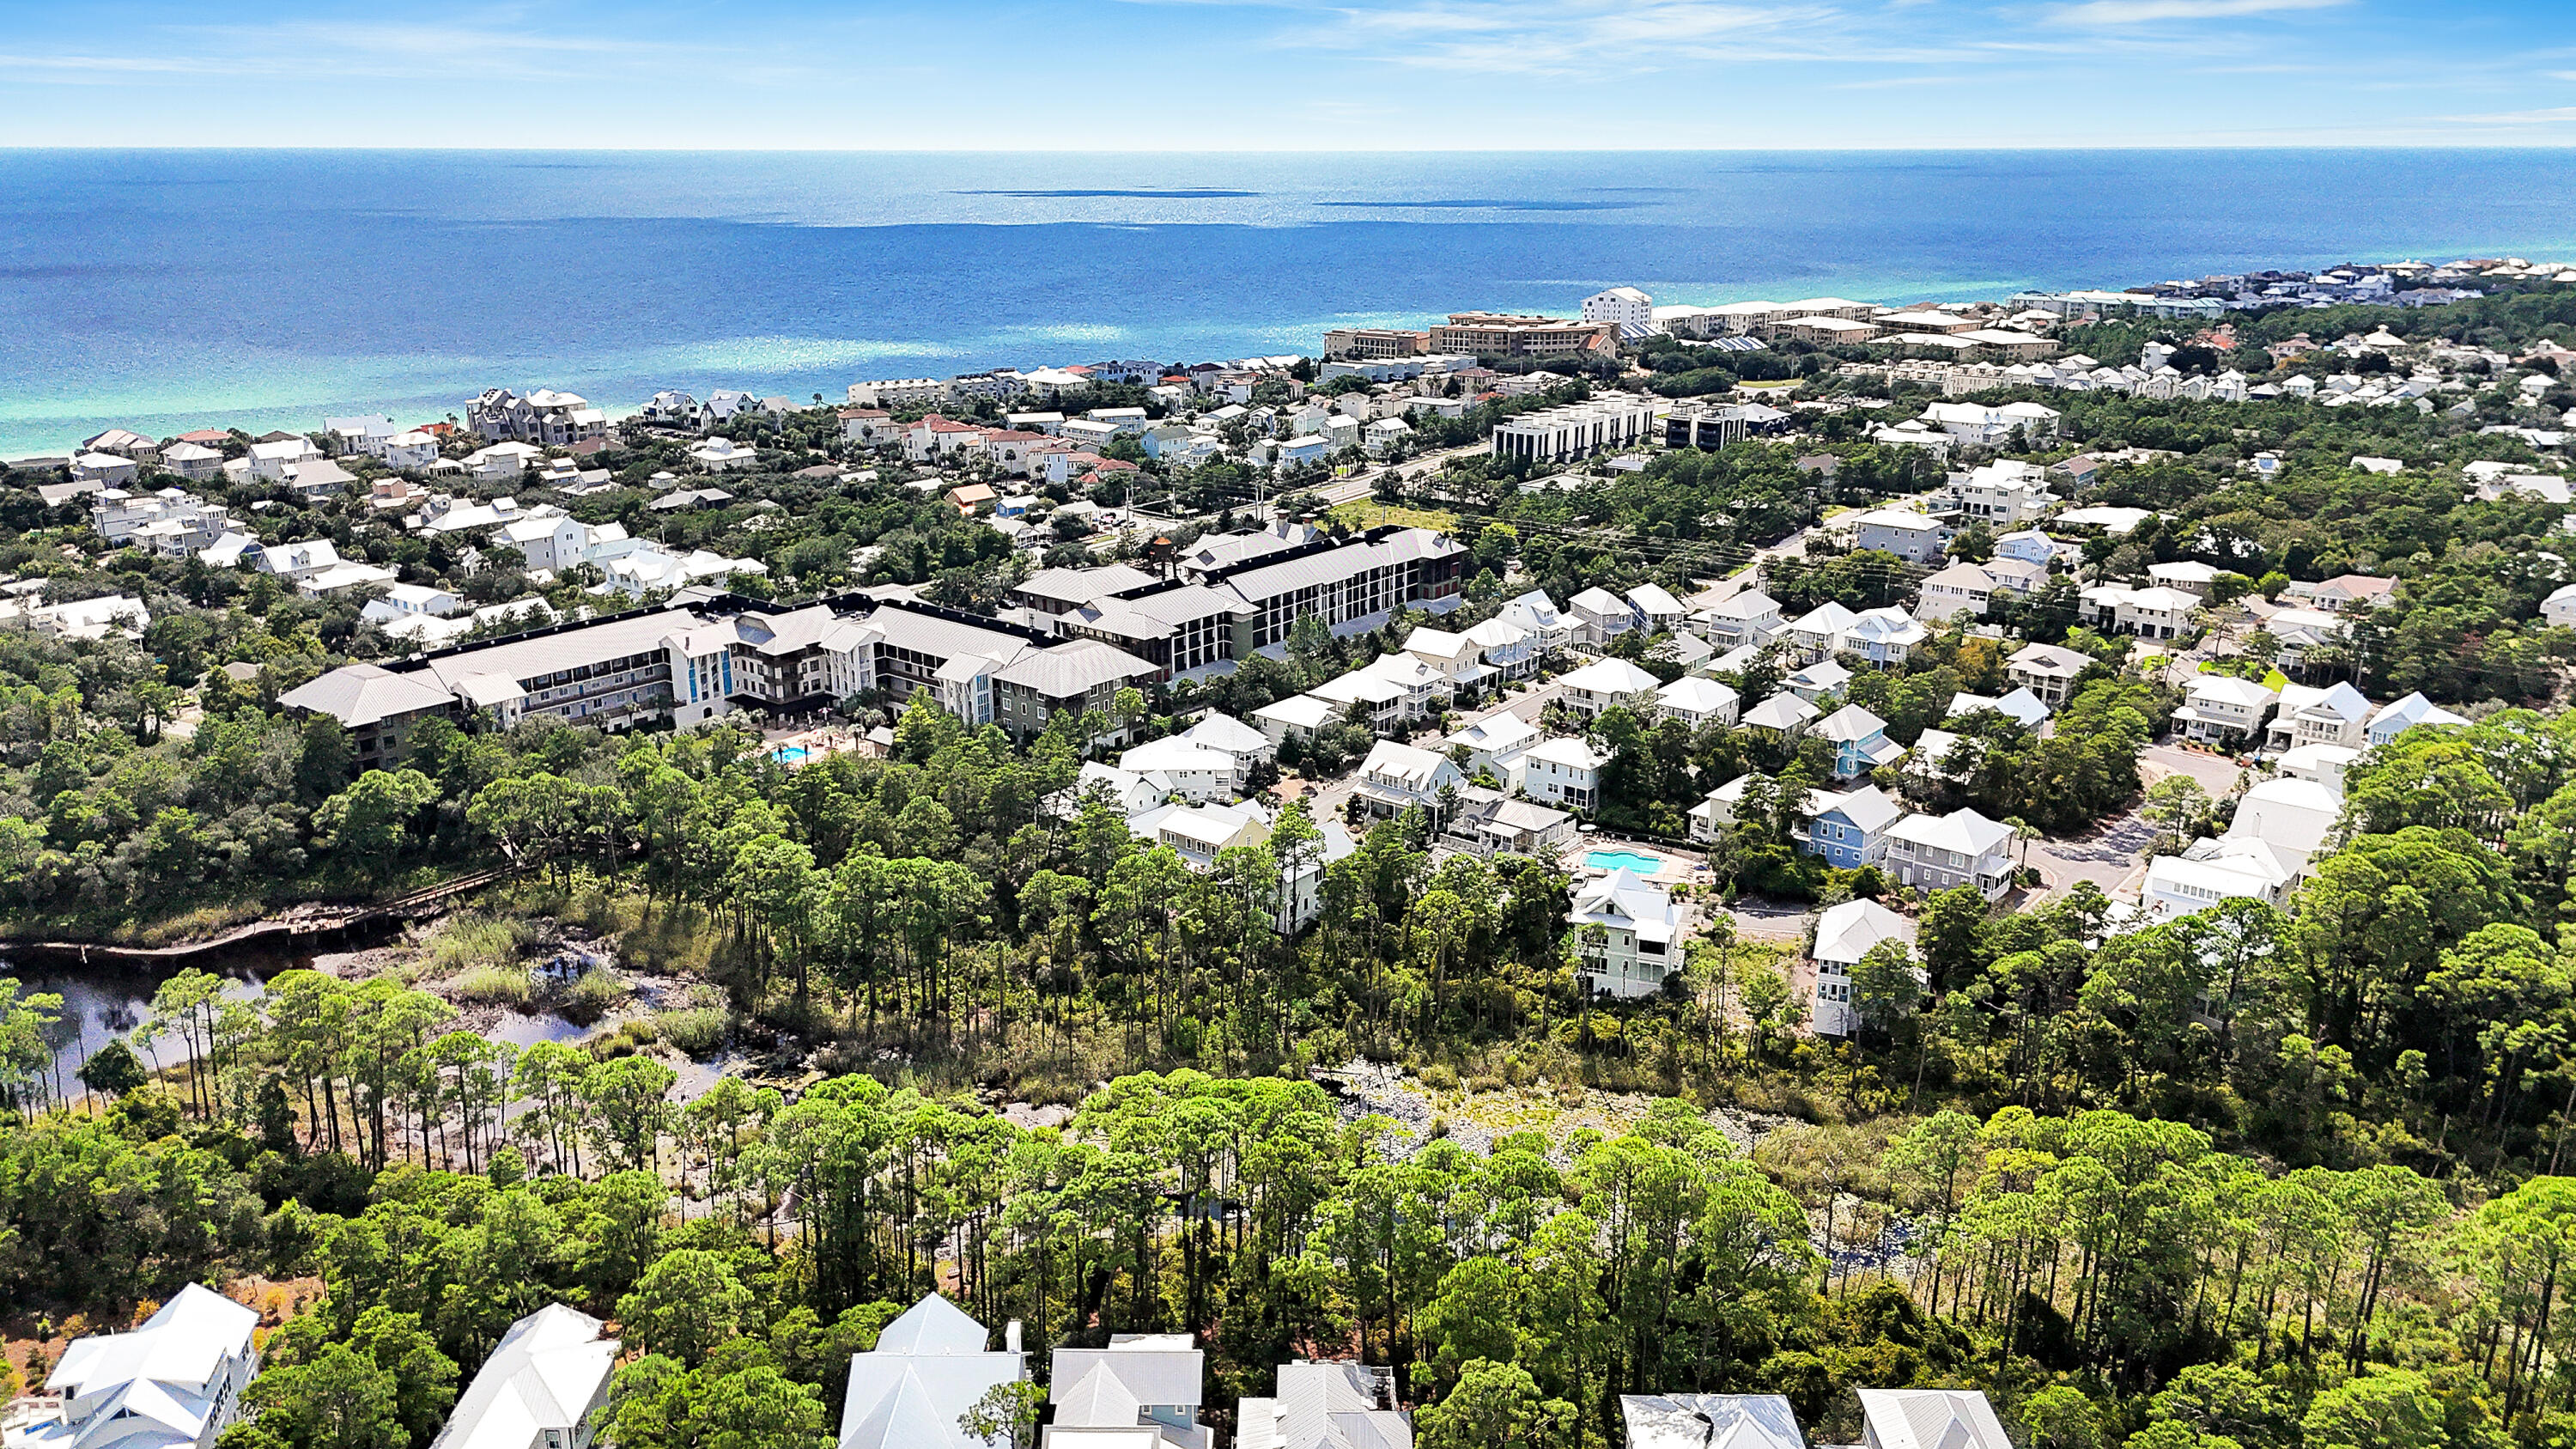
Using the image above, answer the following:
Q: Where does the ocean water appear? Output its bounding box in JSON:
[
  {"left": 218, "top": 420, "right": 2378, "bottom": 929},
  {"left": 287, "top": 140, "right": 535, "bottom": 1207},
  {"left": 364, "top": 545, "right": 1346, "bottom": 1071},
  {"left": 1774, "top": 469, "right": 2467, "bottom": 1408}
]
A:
[{"left": 4, "top": 149, "right": 2575, "bottom": 457}]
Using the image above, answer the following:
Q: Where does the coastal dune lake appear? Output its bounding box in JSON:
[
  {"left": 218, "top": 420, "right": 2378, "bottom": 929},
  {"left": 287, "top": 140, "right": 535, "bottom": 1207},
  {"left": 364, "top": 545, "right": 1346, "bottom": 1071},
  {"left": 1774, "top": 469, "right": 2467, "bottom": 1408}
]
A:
[{"left": 3, "top": 148, "right": 2575, "bottom": 454}]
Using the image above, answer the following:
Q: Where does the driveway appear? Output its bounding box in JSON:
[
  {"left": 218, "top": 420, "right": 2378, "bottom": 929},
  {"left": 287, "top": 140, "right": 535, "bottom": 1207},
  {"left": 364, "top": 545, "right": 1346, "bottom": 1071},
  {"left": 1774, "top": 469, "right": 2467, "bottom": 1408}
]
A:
[
  {"left": 2141, "top": 742, "right": 2252, "bottom": 796},
  {"left": 2028, "top": 810, "right": 2160, "bottom": 900}
]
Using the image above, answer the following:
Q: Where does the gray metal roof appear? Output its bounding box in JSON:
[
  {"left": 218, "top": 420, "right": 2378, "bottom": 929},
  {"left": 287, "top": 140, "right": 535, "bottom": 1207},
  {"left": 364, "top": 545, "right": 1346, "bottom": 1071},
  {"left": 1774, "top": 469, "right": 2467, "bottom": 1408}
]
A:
[
  {"left": 279, "top": 661, "right": 459, "bottom": 728},
  {"left": 993, "top": 638, "right": 1159, "bottom": 699},
  {"left": 419, "top": 609, "right": 704, "bottom": 691}
]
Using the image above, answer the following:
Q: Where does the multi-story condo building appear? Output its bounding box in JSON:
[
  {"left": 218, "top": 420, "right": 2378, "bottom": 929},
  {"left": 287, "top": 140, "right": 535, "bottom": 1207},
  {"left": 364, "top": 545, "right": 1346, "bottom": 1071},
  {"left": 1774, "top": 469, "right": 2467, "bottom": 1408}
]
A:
[
  {"left": 1489, "top": 396, "right": 1660, "bottom": 464},
  {"left": 1427, "top": 312, "right": 1618, "bottom": 359},
  {"left": 1321, "top": 327, "right": 1431, "bottom": 360}
]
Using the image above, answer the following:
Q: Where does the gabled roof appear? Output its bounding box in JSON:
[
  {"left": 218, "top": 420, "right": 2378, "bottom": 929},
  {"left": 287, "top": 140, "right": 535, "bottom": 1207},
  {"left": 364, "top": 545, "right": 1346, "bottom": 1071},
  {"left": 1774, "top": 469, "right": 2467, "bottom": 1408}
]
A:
[
  {"left": 1656, "top": 676, "right": 1739, "bottom": 713},
  {"left": 1182, "top": 712, "right": 1270, "bottom": 756},
  {"left": 840, "top": 1294, "right": 1024, "bottom": 1449},
  {"left": 1743, "top": 693, "right": 1820, "bottom": 731},
  {"left": 1814, "top": 703, "right": 1887, "bottom": 743},
  {"left": 1890, "top": 807, "right": 2014, "bottom": 857},
  {"left": 2186, "top": 673, "right": 2279, "bottom": 708},
  {"left": 1620, "top": 1394, "right": 1803, "bottom": 1449},
  {"left": 874, "top": 1293, "right": 992, "bottom": 1356},
  {"left": 1627, "top": 581, "right": 1684, "bottom": 616},
  {"left": 1813, "top": 784, "right": 1904, "bottom": 835},
  {"left": 1051, "top": 1340, "right": 1203, "bottom": 1415},
  {"left": 49, "top": 1284, "right": 256, "bottom": 1403},
  {"left": 430, "top": 1304, "right": 617, "bottom": 1449},
  {"left": 1856, "top": 1389, "right": 2013, "bottom": 1449},
  {"left": 1558, "top": 657, "right": 1662, "bottom": 696}
]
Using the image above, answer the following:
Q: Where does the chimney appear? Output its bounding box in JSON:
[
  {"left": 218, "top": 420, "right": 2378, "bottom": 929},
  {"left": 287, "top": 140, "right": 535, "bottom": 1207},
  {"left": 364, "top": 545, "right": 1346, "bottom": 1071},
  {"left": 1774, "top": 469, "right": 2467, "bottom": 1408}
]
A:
[{"left": 1005, "top": 1320, "right": 1024, "bottom": 1355}]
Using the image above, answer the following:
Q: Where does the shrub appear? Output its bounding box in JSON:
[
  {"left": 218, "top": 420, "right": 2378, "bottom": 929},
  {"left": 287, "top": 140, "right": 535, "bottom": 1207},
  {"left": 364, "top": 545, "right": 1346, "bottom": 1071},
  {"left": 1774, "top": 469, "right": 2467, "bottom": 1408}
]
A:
[
  {"left": 653, "top": 1007, "right": 728, "bottom": 1059},
  {"left": 561, "top": 966, "right": 628, "bottom": 1024},
  {"left": 450, "top": 964, "right": 534, "bottom": 1005}
]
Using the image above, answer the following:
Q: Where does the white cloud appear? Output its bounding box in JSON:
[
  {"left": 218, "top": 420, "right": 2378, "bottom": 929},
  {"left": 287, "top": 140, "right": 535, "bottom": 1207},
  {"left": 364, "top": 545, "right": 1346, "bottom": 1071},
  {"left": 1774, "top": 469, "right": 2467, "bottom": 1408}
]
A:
[
  {"left": 2435, "top": 105, "right": 2576, "bottom": 127},
  {"left": 2044, "top": 0, "right": 2345, "bottom": 26}
]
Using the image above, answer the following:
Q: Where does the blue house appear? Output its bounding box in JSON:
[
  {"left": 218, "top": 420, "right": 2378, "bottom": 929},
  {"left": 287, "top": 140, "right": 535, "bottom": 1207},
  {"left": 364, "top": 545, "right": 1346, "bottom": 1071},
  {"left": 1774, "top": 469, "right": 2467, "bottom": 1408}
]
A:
[
  {"left": 1801, "top": 784, "right": 1903, "bottom": 869},
  {"left": 1814, "top": 703, "right": 1904, "bottom": 779}
]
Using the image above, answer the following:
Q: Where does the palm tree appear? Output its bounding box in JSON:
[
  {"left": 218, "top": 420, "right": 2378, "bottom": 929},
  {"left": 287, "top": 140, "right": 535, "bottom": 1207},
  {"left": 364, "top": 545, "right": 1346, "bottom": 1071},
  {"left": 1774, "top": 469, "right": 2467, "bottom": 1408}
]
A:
[{"left": 2005, "top": 815, "right": 2041, "bottom": 879}]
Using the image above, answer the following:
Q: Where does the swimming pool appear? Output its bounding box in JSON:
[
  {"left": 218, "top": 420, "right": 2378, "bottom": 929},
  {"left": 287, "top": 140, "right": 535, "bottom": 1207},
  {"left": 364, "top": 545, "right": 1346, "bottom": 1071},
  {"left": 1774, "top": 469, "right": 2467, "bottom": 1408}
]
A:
[
  {"left": 1584, "top": 849, "right": 1662, "bottom": 874},
  {"left": 771, "top": 744, "right": 811, "bottom": 764}
]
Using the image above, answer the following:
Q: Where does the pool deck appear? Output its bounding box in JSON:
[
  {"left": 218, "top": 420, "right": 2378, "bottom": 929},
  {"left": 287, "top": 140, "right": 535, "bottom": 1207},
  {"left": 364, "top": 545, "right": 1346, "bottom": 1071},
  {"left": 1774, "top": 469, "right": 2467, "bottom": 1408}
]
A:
[{"left": 763, "top": 724, "right": 860, "bottom": 769}]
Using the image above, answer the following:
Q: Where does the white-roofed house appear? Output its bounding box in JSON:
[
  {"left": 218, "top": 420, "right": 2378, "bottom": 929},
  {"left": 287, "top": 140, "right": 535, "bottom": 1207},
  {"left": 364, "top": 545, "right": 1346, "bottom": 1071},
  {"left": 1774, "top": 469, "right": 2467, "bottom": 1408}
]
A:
[
  {"left": 1182, "top": 710, "right": 1275, "bottom": 770},
  {"left": 1625, "top": 581, "right": 1685, "bottom": 633},
  {"left": 1697, "top": 588, "right": 1784, "bottom": 651},
  {"left": 1047, "top": 1336, "right": 1208, "bottom": 1449},
  {"left": 2548, "top": 582, "right": 2576, "bottom": 630},
  {"left": 1802, "top": 784, "right": 1903, "bottom": 869},
  {"left": 2277, "top": 742, "right": 2362, "bottom": 793},
  {"left": 1656, "top": 675, "right": 1740, "bottom": 729},
  {"left": 1354, "top": 740, "right": 1466, "bottom": 822},
  {"left": 21, "top": 1283, "right": 259, "bottom": 1449},
  {"left": 1619, "top": 1394, "right": 1803, "bottom": 1449},
  {"left": 1462, "top": 617, "right": 1540, "bottom": 679},
  {"left": 841, "top": 1294, "right": 1027, "bottom": 1449},
  {"left": 2366, "top": 691, "right": 2470, "bottom": 746},
  {"left": 1783, "top": 602, "right": 1859, "bottom": 663},
  {"left": 2264, "top": 681, "right": 2372, "bottom": 754},
  {"left": 2147, "top": 559, "right": 2223, "bottom": 597},
  {"left": 1885, "top": 807, "right": 2016, "bottom": 898},
  {"left": 1402, "top": 626, "right": 1492, "bottom": 698},
  {"left": 2006, "top": 642, "right": 2095, "bottom": 708},
  {"left": 1857, "top": 1388, "right": 2014, "bottom": 1449},
  {"left": 1571, "top": 868, "right": 1681, "bottom": 998},
  {"left": 1686, "top": 774, "right": 1755, "bottom": 844},
  {"left": 2083, "top": 583, "right": 2200, "bottom": 640},
  {"left": 1119, "top": 736, "right": 1245, "bottom": 803},
  {"left": 429, "top": 1304, "right": 617, "bottom": 1449},
  {"left": 1567, "top": 586, "right": 1640, "bottom": 647},
  {"left": 1814, "top": 703, "right": 1901, "bottom": 778},
  {"left": 2222, "top": 776, "right": 2342, "bottom": 874},
  {"left": 1742, "top": 692, "right": 1821, "bottom": 738},
  {"left": 1522, "top": 735, "right": 1609, "bottom": 812},
  {"left": 1558, "top": 656, "right": 1662, "bottom": 719},
  {"left": 1237, "top": 1361, "right": 1408, "bottom": 1449},
  {"left": 1442, "top": 711, "right": 1540, "bottom": 788},
  {"left": 1850, "top": 508, "right": 1949, "bottom": 565},
  {"left": 2173, "top": 674, "right": 2279, "bottom": 746},
  {"left": 1837, "top": 606, "right": 1929, "bottom": 667},
  {"left": 1251, "top": 692, "right": 1339, "bottom": 747},
  {"left": 1784, "top": 658, "right": 1853, "bottom": 704},
  {"left": 1945, "top": 688, "right": 2050, "bottom": 730},
  {"left": 1916, "top": 562, "right": 2002, "bottom": 622},
  {"left": 1811, "top": 898, "right": 1916, "bottom": 1037},
  {"left": 246, "top": 435, "right": 324, "bottom": 479},
  {"left": 2138, "top": 837, "right": 2300, "bottom": 927}
]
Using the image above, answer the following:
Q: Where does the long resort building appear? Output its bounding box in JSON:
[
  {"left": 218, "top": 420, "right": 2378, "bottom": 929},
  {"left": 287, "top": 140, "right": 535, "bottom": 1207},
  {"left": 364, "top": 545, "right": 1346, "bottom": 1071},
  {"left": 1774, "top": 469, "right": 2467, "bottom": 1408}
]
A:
[{"left": 283, "top": 523, "right": 1464, "bottom": 768}]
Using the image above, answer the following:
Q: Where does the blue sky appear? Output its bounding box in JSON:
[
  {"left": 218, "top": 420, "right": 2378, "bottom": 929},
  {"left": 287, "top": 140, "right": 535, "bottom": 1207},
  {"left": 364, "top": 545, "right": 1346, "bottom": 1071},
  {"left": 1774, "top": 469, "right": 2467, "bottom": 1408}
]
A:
[{"left": 2, "top": 0, "right": 2572, "bottom": 149}]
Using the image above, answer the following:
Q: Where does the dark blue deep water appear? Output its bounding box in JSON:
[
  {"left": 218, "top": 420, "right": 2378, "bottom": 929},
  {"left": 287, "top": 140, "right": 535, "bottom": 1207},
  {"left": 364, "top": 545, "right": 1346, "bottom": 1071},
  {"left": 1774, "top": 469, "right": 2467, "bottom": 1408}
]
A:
[{"left": 4, "top": 149, "right": 2574, "bottom": 454}]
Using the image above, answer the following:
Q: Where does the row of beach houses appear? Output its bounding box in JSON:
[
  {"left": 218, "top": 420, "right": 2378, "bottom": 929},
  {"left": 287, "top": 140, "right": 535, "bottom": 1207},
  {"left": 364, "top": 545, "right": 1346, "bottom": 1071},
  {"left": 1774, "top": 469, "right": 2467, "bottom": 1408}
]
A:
[{"left": 3, "top": 1283, "right": 2011, "bottom": 1449}]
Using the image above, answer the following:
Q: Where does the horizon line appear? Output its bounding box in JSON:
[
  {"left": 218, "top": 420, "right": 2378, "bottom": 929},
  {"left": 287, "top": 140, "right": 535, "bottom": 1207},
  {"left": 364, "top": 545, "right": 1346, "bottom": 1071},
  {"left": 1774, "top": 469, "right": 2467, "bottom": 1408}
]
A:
[{"left": 8, "top": 143, "right": 2576, "bottom": 155}]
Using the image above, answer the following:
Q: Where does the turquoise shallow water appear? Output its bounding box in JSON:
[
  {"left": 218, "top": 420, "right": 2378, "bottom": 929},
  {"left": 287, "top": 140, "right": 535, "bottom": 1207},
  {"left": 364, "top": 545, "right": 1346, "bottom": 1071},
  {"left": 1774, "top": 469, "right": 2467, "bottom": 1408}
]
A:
[
  {"left": 1585, "top": 849, "right": 1664, "bottom": 874},
  {"left": 5, "top": 148, "right": 2575, "bottom": 455}
]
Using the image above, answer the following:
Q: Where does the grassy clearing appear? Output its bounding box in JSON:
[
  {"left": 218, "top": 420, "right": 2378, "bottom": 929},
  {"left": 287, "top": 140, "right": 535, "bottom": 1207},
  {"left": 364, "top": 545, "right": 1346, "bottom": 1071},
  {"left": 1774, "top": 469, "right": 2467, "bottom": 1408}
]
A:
[{"left": 1327, "top": 500, "right": 1460, "bottom": 533}]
